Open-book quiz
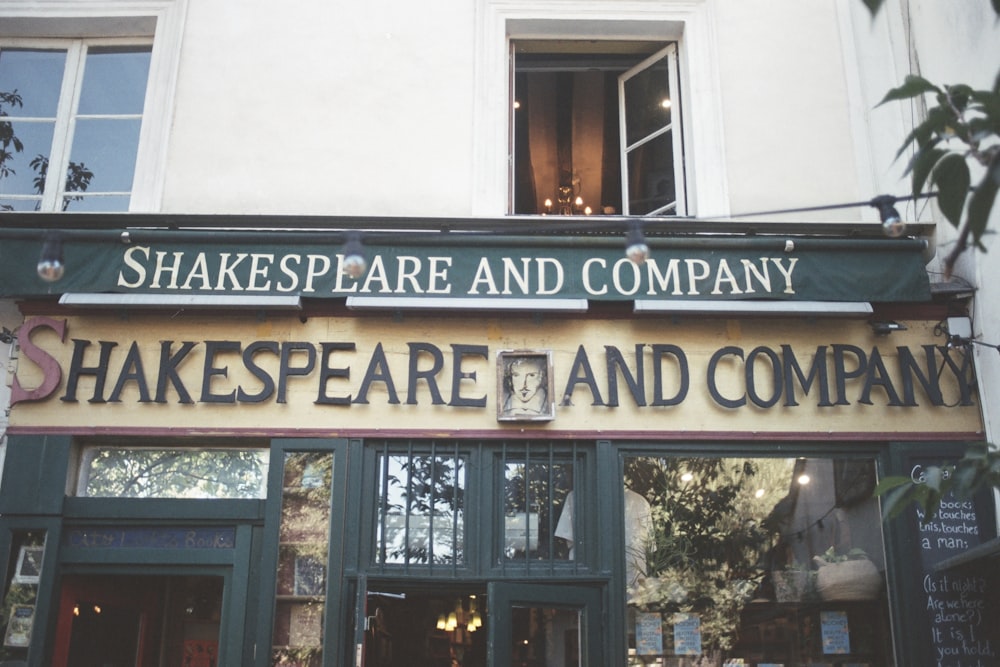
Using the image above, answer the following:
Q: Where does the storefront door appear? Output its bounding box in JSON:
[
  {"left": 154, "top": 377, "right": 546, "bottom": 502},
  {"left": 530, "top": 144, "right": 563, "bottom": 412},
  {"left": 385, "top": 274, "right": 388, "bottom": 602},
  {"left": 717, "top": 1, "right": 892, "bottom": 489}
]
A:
[
  {"left": 487, "top": 582, "right": 604, "bottom": 667},
  {"left": 50, "top": 574, "right": 224, "bottom": 667}
]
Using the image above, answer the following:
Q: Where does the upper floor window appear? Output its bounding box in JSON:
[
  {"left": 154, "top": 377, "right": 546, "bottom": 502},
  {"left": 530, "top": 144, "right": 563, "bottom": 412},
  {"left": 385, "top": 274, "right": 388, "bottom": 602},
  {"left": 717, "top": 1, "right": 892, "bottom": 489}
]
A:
[
  {"left": 511, "top": 40, "right": 685, "bottom": 216},
  {"left": 0, "top": 39, "right": 151, "bottom": 212}
]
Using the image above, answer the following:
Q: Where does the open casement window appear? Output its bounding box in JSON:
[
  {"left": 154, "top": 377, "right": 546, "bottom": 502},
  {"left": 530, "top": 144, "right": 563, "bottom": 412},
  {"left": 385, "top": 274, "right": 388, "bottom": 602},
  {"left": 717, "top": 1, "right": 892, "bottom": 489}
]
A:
[
  {"left": 511, "top": 40, "right": 685, "bottom": 217},
  {"left": 0, "top": 39, "right": 152, "bottom": 212}
]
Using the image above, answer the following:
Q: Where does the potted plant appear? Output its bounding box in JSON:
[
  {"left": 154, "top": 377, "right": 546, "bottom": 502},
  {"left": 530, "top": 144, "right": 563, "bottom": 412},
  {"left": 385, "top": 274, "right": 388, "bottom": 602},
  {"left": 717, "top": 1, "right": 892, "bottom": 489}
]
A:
[{"left": 812, "top": 547, "right": 883, "bottom": 601}]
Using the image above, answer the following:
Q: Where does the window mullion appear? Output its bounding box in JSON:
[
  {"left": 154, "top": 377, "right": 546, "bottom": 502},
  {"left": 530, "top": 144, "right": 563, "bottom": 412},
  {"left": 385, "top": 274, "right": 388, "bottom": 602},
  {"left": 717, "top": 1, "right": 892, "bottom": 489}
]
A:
[{"left": 41, "top": 39, "right": 85, "bottom": 211}]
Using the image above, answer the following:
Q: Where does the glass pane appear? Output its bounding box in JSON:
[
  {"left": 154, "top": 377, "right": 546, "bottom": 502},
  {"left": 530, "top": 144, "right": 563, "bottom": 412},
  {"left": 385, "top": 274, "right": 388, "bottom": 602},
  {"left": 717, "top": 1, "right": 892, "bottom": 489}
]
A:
[
  {"left": 0, "top": 48, "right": 66, "bottom": 117},
  {"left": 60, "top": 193, "right": 131, "bottom": 212},
  {"left": 626, "top": 130, "right": 676, "bottom": 215},
  {"left": 623, "top": 53, "right": 672, "bottom": 147},
  {"left": 623, "top": 456, "right": 891, "bottom": 665},
  {"left": 377, "top": 452, "right": 466, "bottom": 565},
  {"left": 78, "top": 447, "right": 269, "bottom": 498},
  {"left": 78, "top": 46, "right": 151, "bottom": 115},
  {"left": 273, "top": 451, "right": 333, "bottom": 667},
  {"left": 504, "top": 459, "right": 574, "bottom": 561},
  {"left": 0, "top": 120, "right": 56, "bottom": 197},
  {"left": 68, "top": 117, "right": 142, "bottom": 191},
  {"left": 0, "top": 197, "right": 40, "bottom": 211},
  {"left": 0, "top": 531, "right": 45, "bottom": 663},
  {"left": 512, "top": 605, "right": 581, "bottom": 667}
]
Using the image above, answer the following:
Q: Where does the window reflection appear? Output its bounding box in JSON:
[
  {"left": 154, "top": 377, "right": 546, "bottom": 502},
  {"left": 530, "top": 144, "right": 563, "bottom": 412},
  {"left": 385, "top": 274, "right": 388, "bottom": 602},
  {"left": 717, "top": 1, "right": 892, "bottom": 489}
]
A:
[
  {"left": 273, "top": 452, "right": 333, "bottom": 667},
  {"left": 77, "top": 447, "right": 269, "bottom": 499},
  {"left": 503, "top": 458, "right": 573, "bottom": 561},
  {"left": 377, "top": 452, "right": 466, "bottom": 565},
  {"left": 623, "top": 456, "right": 890, "bottom": 665},
  {"left": 0, "top": 43, "right": 150, "bottom": 212}
]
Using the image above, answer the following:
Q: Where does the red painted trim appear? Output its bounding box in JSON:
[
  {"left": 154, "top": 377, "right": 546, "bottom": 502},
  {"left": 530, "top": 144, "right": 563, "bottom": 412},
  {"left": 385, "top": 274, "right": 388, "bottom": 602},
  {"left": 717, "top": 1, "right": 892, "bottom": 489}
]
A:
[{"left": 5, "top": 425, "right": 983, "bottom": 442}]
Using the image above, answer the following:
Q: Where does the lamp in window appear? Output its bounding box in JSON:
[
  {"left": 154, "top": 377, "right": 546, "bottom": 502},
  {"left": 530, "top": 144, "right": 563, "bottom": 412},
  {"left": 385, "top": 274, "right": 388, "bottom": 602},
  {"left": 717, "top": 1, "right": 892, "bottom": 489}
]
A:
[
  {"left": 37, "top": 233, "right": 65, "bottom": 282},
  {"left": 544, "top": 185, "right": 591, "bottom": 216}
]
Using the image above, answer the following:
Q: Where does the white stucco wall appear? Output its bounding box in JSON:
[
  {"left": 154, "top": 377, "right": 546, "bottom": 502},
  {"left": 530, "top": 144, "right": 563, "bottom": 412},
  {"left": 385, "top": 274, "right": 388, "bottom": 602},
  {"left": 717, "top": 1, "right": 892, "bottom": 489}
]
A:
[
  {"left": 156, "top": 0, "right": 909, "bottom": 221},
  {"left": 901, "top": 0, "right": 1000, "bottom": 448},
  {"left": 163, "top": 0, "right": 478, "bottom": 216}
]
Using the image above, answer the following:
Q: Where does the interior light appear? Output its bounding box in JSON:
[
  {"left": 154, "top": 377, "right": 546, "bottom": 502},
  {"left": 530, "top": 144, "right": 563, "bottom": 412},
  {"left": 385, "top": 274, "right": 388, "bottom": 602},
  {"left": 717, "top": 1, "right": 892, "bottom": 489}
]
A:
[
  {"left": 37, "top": 233, "right": 65, "bottom": 282},
  {"left": 754, "top": 488, "right": 765, "bottom": 498},
  {"left": 93, "top": 605, "right": 102, "bottom": 614},
  {"left": 870, "top": 194, "right": 905, "bottom": 237},
  {"left": 661, "top": 98, "right": 672, "bottom": 109},
  {"left": 797, "top": 474, "right": 811, "bottom": 486},
  {"left": 513, "top": 100, "right": 521, "bottom": 110},
  {"left": 436, "top": 614, "right": 447, "bottom": 630},
  {"left": 73, "top": 605, "right": 80, "bottom": 617},
  {"left": 625, "top": 221, "right": 649, "bottom": 265},
  {"left": 341, "top": 231, "right": 367, "bottom": 278}
]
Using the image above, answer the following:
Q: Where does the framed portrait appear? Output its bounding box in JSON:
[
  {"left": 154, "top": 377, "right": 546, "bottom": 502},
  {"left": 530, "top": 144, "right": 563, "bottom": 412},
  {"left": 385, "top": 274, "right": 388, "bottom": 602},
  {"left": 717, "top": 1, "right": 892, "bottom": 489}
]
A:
[
  {"left": 497, "top": 350, "right": 555, "bottom": 422},
  {"left": 13, "top": 546, "right": 43, "bottom": 585}
]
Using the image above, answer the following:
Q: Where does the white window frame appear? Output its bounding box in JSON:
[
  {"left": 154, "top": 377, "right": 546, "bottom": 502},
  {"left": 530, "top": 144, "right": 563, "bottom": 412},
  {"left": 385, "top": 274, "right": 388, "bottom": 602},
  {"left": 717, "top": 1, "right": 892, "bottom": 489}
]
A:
[
  {"left": 473, "top": 0, "right": 729, "bottom": 218},
  {"left": 0, "top": 0, "right": 188, "bottom": 213}
]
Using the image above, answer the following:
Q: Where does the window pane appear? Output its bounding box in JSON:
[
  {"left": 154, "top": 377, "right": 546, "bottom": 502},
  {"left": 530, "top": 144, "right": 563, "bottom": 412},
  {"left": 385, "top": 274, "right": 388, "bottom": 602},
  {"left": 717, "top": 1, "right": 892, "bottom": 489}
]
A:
[
  {"left": 68, "top": 117, "right": 142, "bottom": 191},
  {"left": 503, "top": 458, "right": 573, "bottom": 561},
  {"left": 623, "top": 457, "right": 891, "bottom": 664},
  {"left": 78, "top": 447, "right": 269, "bottom": 498},
  {"left": 78, "top": 46, "right": 151, "bottom": 115},
  {"left": 377, "top": 452, "right": 465, "bottom": 565},
  {"left": 0, "top": 531, "right": 45, "bottom": 662},
  {"left": 623, "top": 53, "right": 673, "bottom": 147},
  {"left": 0, "top": 120, "right": 55, "bottom": 198},
  {"left": 625, "top": 130, "right": 676, "bottom": 215},
  {"left": 0, "top": 49, "right": 66, "bottom": 117},
  {"left": 59, "top": 193, "right": 131, "bottom": 212},
  {"left": 273, "top": 451, "right": 333, "bottom": 667}
]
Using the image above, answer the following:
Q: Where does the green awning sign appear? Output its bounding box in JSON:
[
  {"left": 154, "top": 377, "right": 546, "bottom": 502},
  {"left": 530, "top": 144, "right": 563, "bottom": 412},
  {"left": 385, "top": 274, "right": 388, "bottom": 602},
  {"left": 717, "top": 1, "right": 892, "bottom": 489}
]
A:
[{"left": 0, "top": 236, "right": 931, "bottom": 303}]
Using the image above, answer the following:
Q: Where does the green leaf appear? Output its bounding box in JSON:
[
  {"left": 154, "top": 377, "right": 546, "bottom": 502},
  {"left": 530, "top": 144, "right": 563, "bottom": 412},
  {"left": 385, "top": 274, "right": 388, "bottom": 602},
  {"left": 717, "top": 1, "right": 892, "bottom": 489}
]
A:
[
  {"left": 944, "top": 84, "right": 973, "bottom": 113},
  {"left": 967, "top": 157, "right": 1000, "bottom": 245},
  {"left": 879, "top": 483, "right": 916, "bottom": 520},
  {"left": 905, "top": 146, "right": 946, "bottom": 197},
  {"left": 862, "top": 0, "right": 885, "bottom": 15},
  {"left": 931, "top": 153, "right": 971, "bottom": 227},
  {"left": 878, "top": 75, "right": 941, "bottom": 107},
  {"left": 873, "top": 475, "right": 912, "bottom": 496}
]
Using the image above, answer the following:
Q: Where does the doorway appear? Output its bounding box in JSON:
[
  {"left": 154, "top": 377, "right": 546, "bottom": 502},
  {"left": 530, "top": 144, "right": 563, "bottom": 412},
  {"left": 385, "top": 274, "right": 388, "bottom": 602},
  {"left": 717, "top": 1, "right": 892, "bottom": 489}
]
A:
[
  {"left": 487, "top": 583, "right": 603, "bottom": 667},
  {"left": 50, "top": 575, "right": 224, "bottom": 667},
  {"left": 360, "top": 586, "right": 488, "bottom": 667}
]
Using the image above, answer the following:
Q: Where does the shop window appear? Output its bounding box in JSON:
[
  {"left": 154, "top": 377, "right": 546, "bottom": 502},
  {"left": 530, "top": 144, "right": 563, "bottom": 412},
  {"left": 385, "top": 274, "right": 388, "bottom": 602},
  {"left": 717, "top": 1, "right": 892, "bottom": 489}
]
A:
[
  {"left": 272, "top": 451, "right": 333, "bottom": 667},
  {"left": 376, "top": 447, "right": 466, "bottom": 567},
  {"left": 0, "top": 530, "right": 45, "bottom": 661},
  {"left": 621, "top": 456, "right": 891, "bottom": 665},
  {"left": 0, "top": 40, "right": 151, "bottom": 211},
  {"left": 76, "top": 446, "right": 269, "bottom": 499},
  {"left": 500, "top": 452, "right": 575, "bottom": 563},
  {"left": 511, "top": 40, "right": 685, "bottom": 216}
]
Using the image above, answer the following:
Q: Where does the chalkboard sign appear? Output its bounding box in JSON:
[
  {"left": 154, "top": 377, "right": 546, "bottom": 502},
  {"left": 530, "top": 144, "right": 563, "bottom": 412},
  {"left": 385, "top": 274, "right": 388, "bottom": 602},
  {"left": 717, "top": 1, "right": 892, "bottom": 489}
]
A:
[{"left": 907, "top": 461, "right": 999, "bottom": 666}]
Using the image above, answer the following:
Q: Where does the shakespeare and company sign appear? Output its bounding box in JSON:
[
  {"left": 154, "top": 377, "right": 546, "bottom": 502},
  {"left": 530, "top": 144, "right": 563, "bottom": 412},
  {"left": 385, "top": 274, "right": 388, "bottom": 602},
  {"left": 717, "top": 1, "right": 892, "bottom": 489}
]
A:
[{"left": 7, "top": 314, "right": 981, "bottom": 437}]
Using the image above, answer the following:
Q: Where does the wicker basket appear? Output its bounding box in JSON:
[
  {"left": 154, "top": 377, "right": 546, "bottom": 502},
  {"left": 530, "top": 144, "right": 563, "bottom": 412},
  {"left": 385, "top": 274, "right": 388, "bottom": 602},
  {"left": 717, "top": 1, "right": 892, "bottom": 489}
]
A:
[{"left": 813, "top": 557, "right": 882, "bottom": 601}]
